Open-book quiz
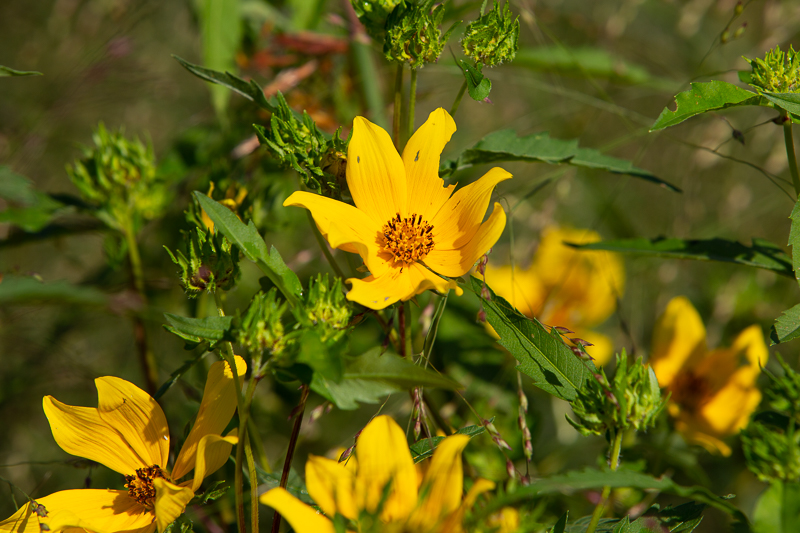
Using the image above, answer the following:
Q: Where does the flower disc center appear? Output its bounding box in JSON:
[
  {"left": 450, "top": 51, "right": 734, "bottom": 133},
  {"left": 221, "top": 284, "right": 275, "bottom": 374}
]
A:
[
  {"left": 125, "top": 465, "right": 167, "bottom": 507},
  {"left": 381, "top": 212, "right": 434, "bottom": 265},
  {"left": 671, "top": 371, "right": 712, "bottom": 412}
]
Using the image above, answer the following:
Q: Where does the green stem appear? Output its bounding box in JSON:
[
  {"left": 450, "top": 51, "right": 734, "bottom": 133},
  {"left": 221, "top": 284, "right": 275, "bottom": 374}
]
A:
[
  {"left": 586, "top": 429, "right": 624, "bottom": 533},
  {"left": 306, "top": 210, "right": 345, "bottom": 280},
  {"left": 213, "top": 291, "right": 247, "bottom": 533},
  {"left": 393, "top": 64, "right": 404, "bottom": 149},
  {"left": 248, "top": 417, "right": 272, "bottom": 473},
  {"left": 449, "top": 81, "right": 467, "bottom": 117},
  {"left": 406, "top": 68, "right": 417, "bottom": 146},
  {"left": 271, "top": 385, "right": 310, "bottom": 533},
  {"left": 782, "top": 110, "right": 800, "bottom": 197},
  {"left": 403, "top": 301, "right": 413, "bottom": 358},
  {"left": 240, "top": 377, "right": 259, "bottom": 533}
]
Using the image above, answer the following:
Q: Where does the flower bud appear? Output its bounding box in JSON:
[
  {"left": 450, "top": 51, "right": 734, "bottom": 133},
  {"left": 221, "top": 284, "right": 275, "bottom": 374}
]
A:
[
  {"left": 237, "top": 289, "right": 288, "bottom": 360},
  {"left": 461, "top": 1, "right": 520, "bottom": 67},
  {"left": 383, "top": 0, "right": 457, "bottom": 68},
  {"left": 165, "top": 226, "right": 240, "bottom": 297},
  {"left": 743, "top": 45, "right": 800, "bottom": 93},
  {"left": 304, "top": 274, "right": 352, "bottom": 342}
]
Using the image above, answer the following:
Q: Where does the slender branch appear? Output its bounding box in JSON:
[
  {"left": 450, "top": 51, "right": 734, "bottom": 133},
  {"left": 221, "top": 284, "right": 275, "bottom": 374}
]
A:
[
  {"left": 393, "top": 64, "right": 404, "bottom": 149},
  {"left": 248, "top": 417, "right": 272, "bottom": 473},
  {"left": 306, "top": 211, "right": 345, "bottom": 280},
  {"left": 398, "top": 303, "right": 407, "bottom": 357},
  {"left": 271, "top": 385, "right": 310, "bottom": 533},
  {"left": 406, "top": 67, "right": 418, "bottom": 147},
  {"left": 245, "top": 430, "right": 259, "bottom": 533},
  {"left": 586, "top": 429, "right": 624, "bottom": 533},
  {"left": 782, "top": 110, "right": 800, "bottom": 197},
  {"left": 449, "top": 81, "right": 467, "bottom": 117},
  {"left": 238, "top": 377, "right": 259, "bottom": 533}
]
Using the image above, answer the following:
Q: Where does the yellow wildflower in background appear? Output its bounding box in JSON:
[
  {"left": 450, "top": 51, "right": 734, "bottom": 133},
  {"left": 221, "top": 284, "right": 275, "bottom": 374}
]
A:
[
  {"left": 260, "top": 415, "right": 496, "bottom": 533},
  {"left": 200, "top": 182, "right": 248, "bottom": 232},
  {"left": 483, "top": 227, "right": 624, "bottom": 365},
  {"left": 284, "top": 108, "right": 511, "bottom": 310},
  {"left": 649, "top": 296, "right": 767, "bottom": 456},
  {"left": 0, "top": 357, "right": 246, "bottom": 533}
]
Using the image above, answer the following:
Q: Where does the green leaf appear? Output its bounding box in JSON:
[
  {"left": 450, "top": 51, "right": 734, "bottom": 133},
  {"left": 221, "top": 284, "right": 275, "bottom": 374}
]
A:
[
  {"left": 770, "top": 304, "right": 800, "bottom": 345},
  {"left": 254, "top": 464, "right": 313, "bottom": 504},
  {"left": 408, "top": 423, "right": 486, "bottom": 463},
  {"left": 789, "top": 198, "right": 800, "bottom": 284},
  {"left": 551, "top": 512, "right": 568, "bottom": 533},
  {"left": 199, "top": 0, "right": 242, "bottom": 118},
  {"left": 163, "top": 313, "right": 233, "bottom": 344},
  {"left": 310, "top": 347, "right": 462, "bottom": 410},
  {"left": 650, "top": 81, "right": 760, "bottom": 131},
  {"left": 753, "top": 481, "right": 800, "bottom": 533},
  {"left": 457, "top": 60, "right": 492, "bottom": 101},
  {"left": 471, "top": 276, "right": 596, "bottom": 401},
  {"left": 0, "top": 166, "right": 67, "bottom": 232},
  {"left": 173, "top": 55, "right": 276, "bottom": 113},
  {"left": 0, "top": 65, "right": 42, "bottom": 77},
  {"left": 0, "top": 274, "right": 106, "bottom": 306},
  {"left": 572, "top": 237, "right": 794, "bottom": 278},
  {"left": 762, "top": 92, "right": 800, "bottom": 116},
  {"left": 297, "top": 330, "right": 344, "bottom": 383},
  {"left": 194, "top": 192, "right": 302, "bottom": 307},
  {"left": 154, "top": 351, "right": 211, "bottom": 400},
  {"left": 441, "top": 129, "right": 678, "bottom": 191}
]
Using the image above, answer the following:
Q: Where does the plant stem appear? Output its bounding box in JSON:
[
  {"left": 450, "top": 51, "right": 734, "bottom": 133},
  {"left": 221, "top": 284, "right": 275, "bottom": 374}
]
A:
[
  {"left": 450, "top": 81, "right": 467, "bottom": 117},
  {"left": 248, "top": 417, "right": 272, "bottom": 473},
  {"left": 271, "top": 385, "right": 310, "bottom": 533},
  {"left": 586, "top": 428, "right": 624, "bottom": 533},
  {"left": 782, "top": 110, "right": 800, "bottom": 197},
  {"left": 238, "top": 377, "right": 259, "bottom": 533},
  {"left": 403, "top": 301, "right": 413, "bottom": 357},
  {"left": 306, "top": 210, "right": 345, "bottom": 280},
  {"left": 393, "top": 64, "right": 404, "bottom": 149},
  {"left": 406, "top": 67, "right": 417, "bottom": 146},
  {"left": 123, "top": 223, "right": 158, "bottom": 395},
  {"left": 397, "top": 303, "right": 407, "bottom": 357}
]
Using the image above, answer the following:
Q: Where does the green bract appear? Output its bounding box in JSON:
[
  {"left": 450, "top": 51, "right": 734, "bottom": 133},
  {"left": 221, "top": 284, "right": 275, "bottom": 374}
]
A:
[
  {"left": 350, "top": 0, "right": 403, "bottom": 41},
  {"left": 238, "top": 289, "right": 289, "bottom": 361},
  {"left": 164, "top": 226, "right": 240, "bottom": 297},
  {"left": 567, "top": 352, "right": 665, "bottom": 437},
  {"left": 304, "top": 274, "right": 351, "bottom": 343},
  {"left": 461, "top": 0, "right": 519, "bottom": 67},
  {"left": 383, "top": 0, "right": 456, "bottom": 68},
  {"left": 744, "top": 45, "right": 800, "bottom": 93}
]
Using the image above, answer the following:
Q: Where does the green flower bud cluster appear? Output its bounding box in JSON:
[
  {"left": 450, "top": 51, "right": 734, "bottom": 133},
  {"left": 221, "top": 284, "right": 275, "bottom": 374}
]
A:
[
  {"left": 461, "top": 1, "right": 519, "bottom": 67},
  {"left": 567, "top": 351, "right": 664, "bottom": 437},
  {"left": 238, "top": 289, "right": 288, "bottom": 361},
  {"left": 304, "top": 274, "right": 351, "bottom": 342},
  {"left": 742, "top": 353, "right": 800, "bottom": 482},
  {"left": 253, "top": 93, "right": 348, "bottom": 196},
  {"left": 164, "top": 225, "right": 240, "bottom": 297},
  {"left": 744, "top": 45, "right": 800, "bottom": 93},
  {"left": 350, "top": 0, "right": 403, "bottom": 41},
  {"left": 66, "top": 123, "right": 168, "bottom": 233},
  {"left": 383, "top": 1, "right": 456, "bottom": 68}
]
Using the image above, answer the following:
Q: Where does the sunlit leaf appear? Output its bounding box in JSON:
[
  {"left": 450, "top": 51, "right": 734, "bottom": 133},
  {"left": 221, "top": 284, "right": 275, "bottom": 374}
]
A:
[
  {"left": 471, "top": 276, "right": 596, "bottom": 401},
  {"left": 573, "top": 237, "right": 793, "bottom": 278},
  {"left": 762, "top": 92, "right": 800, "bottom": 116},
  {"left": 770, "top": 304, "right": 800, "bottom": 345},
  {"left": 651, "top": 81, "right": 760, "bottom": 131},
  {"left": 173, "top": 55, "right": 276, "bottom": 112},
  {"left": 297, "top": 330, "right": 344, "bottom": 383}
]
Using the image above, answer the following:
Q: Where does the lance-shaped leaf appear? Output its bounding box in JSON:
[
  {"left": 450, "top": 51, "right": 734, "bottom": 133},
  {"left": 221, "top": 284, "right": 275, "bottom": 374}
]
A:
[
  {"left": 651, "top": 81, "right": 761, "bottom": 131},
  {"left": 0, "top": 65, "right": 42, "bottom": 77},
  {"left": 163, "top": 313, "right": 234, "bottom": 345},
  {"left": 441, "top": 129, "right": 678, "bottom": 191},
  {"left": 174, "top": 55, "right": 276, "bottom": 112},
  {"left": 762, "top": 92, "right": 800, "bottom": 117},
  {"left": 409, "top": 423, "right": 487, "bottom": 463},
  {"left": 310, "top": 347, "right": 462, "bottom": 410},
  {"left": 572, "top": 237, "right": 794, "bottom": 278},
  {"left": 0, "top": 274, "right": 106, "bottom": 306},
  {"left": 194, "top": 192, "right": 302, "bottom": 307},
  {"left": 470, "top": 276, "right": 596, "bottom": 401},
  {"left": 770, "top": 304, "right": 800, "bottom": 345},
  {"left": 199, "top": 0, "right": 241, "bottom": 117}
]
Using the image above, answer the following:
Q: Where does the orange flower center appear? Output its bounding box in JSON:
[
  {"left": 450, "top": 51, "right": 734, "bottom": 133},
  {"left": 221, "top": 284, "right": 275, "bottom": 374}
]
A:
[
  {"left": 381, "top": 212, "right": 434, "bottom": 265},
  {"left": 125, "top": 465, "right": 167, "bottom": 507}
]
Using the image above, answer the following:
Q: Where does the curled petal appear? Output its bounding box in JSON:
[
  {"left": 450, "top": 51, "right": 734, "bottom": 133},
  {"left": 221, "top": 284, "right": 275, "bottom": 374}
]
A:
[
  {"left": 43, "top": 397, "right": 146, "bottom": 476},
  {"left": 153, "top": 479, "right": 194, "bottom": 533},
  {"left": 650, "top": 296, "right": 706, "bottom": 388},
  {"left": 259, "top": 488, "right": 336, "bottom": 533},
  {"left": 95, "top": 377, "right": 170, "bottom": 470},
  {"left": 346, "top": 264, "right": 457, "bottom": 310},
  {"left": 191, "top": 431, "right": 238, "bottom": 492},
  {"left": 305, "top": 456, "right": 357, "bottom": 520},
  {"left": 416, "top": 435, "right": 470, "bottom": 521},
  {"left": 171, "top": 356, "right": 246, "bottom": 481}
]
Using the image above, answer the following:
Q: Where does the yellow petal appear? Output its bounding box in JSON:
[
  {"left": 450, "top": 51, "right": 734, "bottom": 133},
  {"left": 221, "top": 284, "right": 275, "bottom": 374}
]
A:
[
  {"left": 305, "top": 455, "right": 357, "bottom": 520},
  {"left": 416, "top": 434, "right": 470, "bottom": 520},
  {"left": 437, "top": 478, "right": 495, "bottom": 533},
  {"left": 424, "top": 201, "right": 507, "bottom": 277},
  {"left": 0, "top": 490, "right": 154, "bottom": 533},
  {"left": 43, "top": 396, "right": 146, "bottom": 476},
  {"left": 482, "top": 263, "right": 544, "bottom": 318},
  {"left": 347, "top": 116, "right": 407, "bottom": 224},
  {"left": 729, "top": 324, "right": 768, "bottom": 384},
  {"left": 402, "top": 108, "right": 457, "bottom": 221},
  {"left": 346, "top": 263, "right": 456, "bottom": 310},
  {"left": 259, "top": 488, "right": 336, "bottom": 533},
  {"left": 95, "top": 377, "right": 170, "bottom": 470},
  {"left": 649, "top": 296, "right": 706, "bottom": 388},
  {"left": 191, "top": 431, "right": 238, "bottom": 492},
  {"left": 353, "top": 415, "right": 418, "bottom": 522},
  {"left": 283, "top": 191, "right": 388, "bottom": 276},
  {"left": 153, "top": 478, "right": 194, "bottom": 533},
  {"left": 430, "top": 167, "right": 511, "bottom": 250},
  {"left": 171, "top": 356, "right": 246, "bottom": 481}
]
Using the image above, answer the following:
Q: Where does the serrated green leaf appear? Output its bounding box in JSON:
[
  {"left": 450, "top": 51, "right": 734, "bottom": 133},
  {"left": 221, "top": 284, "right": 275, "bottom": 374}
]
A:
[
  {"left": 173, "top": 55, "right": 276, "bottom": 112},
  {"left": 154, "top": 351, "right": 211, "bottom": 400},
  {"left": 753, "top": 481, "right": 800, "bottom": 533},
  {"left": 408, "top": 423, "right": 486, "bottom": 463},
  {"left": 199, "top": 0, "right": 241, "bottom": 118},
  {"left": 0, "top": 65, "right": 42, "bottom": 77},
  {"left": 297, "top": 330, "right": 344, "bottom": 383},
  {"left": 310, "top": 347, "right": 461, "bottom": 410},
  {"left": 457, "top": 60, "right": 491, "bottom": 101},
  {"left": 770, "top": 304, "right": 800, "bottom": 345},
  {"left": 441, "top": 130, "right": 678, "bottom": 191},
  {"left": 471, "top": 276, "right": 596, "bottom": 401},
  {"left": 163, "top": 313, "right": 233, "bottom": 343},
  {"left": 194, "top": 192, "right": 302, "bottom": 307},
  {"left": 651, "top": 81, "right": 760, "bottom": 131},
  {"left": 762, "top": 92, "right": 800, "bottom": 116},
  {"left": 573, "top": 237, "right": 794, "bottom": 278},
  {"left": 0, "top": 274, "right": 106, "bottom": 306}
]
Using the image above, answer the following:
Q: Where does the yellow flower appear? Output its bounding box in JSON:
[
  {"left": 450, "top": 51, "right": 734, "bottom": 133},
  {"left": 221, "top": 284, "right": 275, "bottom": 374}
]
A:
[
  {"left": 201, "top": 182, "right": 248, "bottom": 233},
  {"left": 1, "top": 357, "right": 247, "bottom": 533},
  {"left": 483, "top": 227, "right": 624, "bottom": 365},
  {"left": 259, "top": 415, "right": 494, "bottom": 533},
  {"left": 284, "top": 108, "right": 511, "bottom": 310},
  {"left": 649, "top": 296, "right": 767, "bottom": 456}
]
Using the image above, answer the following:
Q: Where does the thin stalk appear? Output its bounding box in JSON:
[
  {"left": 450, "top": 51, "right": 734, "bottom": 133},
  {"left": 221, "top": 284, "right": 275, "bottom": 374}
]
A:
[
  {"left": 306, "top": 211, "right": 345, "bottom": 280},
  {"left": 406, "top": 67, "right": 417, "bottom": 146},
  {"left": 403, "top": 301, "right": 413, "bottom": 358},
  {"left": 245, "top": 428, "right": 259, "bottom": 533},
  {"left": 398, "top": 303, "right": 407, "bottom": 357},
  {"left": 449, "top": 81, "right": 467, "bottom": 117},
  {"left": 586, "top": 429, "right": 624, "bottom": 533},
  {"left": 247, "top": 417, "right": 272, "bottom": 473},
  {"left": 123, "top": 223, "right": 158, "bottom": 395},
  {"left": 271, "top": 385, "right": 310, "bottom": 533},
  {"left": 782, "top": 110, "right": 800, "bottom": 197},
  {"left": 238, "top": 377, "right": 259, "bottom": 533},
  {"left": 393, "top": 64, "right": 404, "bottom": 149}
]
